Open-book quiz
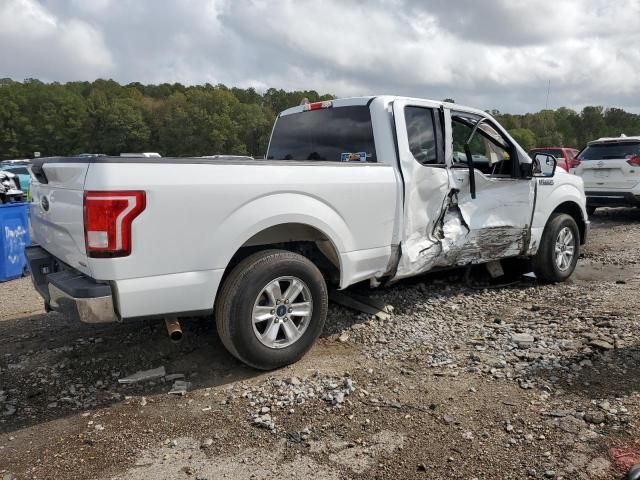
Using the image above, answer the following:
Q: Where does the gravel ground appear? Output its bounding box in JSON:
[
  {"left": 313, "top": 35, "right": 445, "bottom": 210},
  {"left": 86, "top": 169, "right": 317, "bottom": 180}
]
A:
[{"left": 1, "top": 208, "right": 639, "bottom": 479}]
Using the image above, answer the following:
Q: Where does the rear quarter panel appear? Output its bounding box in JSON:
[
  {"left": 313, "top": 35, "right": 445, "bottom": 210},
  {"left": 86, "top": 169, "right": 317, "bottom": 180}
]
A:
[{"left": 84, "top": 161, "right": 399, "bottom": 282}]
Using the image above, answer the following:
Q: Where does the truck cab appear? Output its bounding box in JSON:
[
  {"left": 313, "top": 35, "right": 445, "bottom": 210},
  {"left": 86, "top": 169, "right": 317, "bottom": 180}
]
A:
[{"left": 270, "top": 97, "right": 588, "bottom": 279}]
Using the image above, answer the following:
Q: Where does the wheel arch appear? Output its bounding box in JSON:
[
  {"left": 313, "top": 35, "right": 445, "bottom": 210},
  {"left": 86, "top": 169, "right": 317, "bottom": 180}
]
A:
[
  {"left": 226, "top": 222, "right": 343, "bottom": 286},
  {"left": 212, "top": 192, "right": 357, "bottom": 288},
  {"left": 550, "top": 200, "right": 587, "bottom": 245}
]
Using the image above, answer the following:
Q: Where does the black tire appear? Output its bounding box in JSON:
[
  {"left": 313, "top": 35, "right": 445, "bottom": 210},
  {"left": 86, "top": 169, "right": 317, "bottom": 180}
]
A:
[
  {"left": 587, "top": 206, "right": 597, "bottom": 216},
  {"left": 215, "top": 249, "right": 328, "bottom": 370},
  {"left": 533, "top": 213, "right": 580, "bottom": 282}
]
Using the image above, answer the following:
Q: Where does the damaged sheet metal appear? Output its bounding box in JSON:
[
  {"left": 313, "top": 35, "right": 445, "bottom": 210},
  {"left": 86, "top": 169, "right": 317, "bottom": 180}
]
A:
[
  {"left": 118, "top": 366, "right": 166, "bottom": 384},
  {"left": 395, "top": 189, "right": 530, "bottom": 279},
  {"left": 391, "top": 98, "right": 453, "bottom": 280},
  {"left": 394, "top": 171, "right": 451, "bottom": 279},
  {"left": 329, "top": 290, "right": 392, "bottom": 320},
  {"left": 438, "top": 216, "right": 527, "bottom": 267},
  {"left": 392, "top": 99, "right": 536, "bottom": 280}
]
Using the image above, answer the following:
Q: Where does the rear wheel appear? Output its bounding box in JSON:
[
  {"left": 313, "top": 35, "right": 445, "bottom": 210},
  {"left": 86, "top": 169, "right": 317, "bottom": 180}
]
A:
[
  {"left": 533, "top": 213, "right": 580, "bottom": 282},
  {"left": 215, "top": 249, "right": 328, "bottom": 370}
]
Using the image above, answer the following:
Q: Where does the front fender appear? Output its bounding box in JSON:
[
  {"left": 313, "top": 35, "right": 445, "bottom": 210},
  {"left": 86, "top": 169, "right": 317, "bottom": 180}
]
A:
[
  {"left": 529, "top": 177, "right": 587, "bottom": 252},
  {"left": 533, "top": 180, "right": 587, "bottom": 229}
]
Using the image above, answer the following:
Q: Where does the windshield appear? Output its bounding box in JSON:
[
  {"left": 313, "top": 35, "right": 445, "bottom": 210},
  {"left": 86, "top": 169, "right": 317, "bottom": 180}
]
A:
[
  {"left": 266, "top": 106, "right": 377, "bottom": 162},
  {"left": 579, "top": 142, "right": 640, "bottom": 160}
]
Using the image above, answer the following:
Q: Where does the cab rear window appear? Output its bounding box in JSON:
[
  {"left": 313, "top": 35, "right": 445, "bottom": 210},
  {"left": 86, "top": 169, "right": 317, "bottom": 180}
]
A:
[
  {"left": 579, "top": 142, "right": 640, "bottom": 160},
  {"left": 266, "top": 106, "right": 377, "bottom": 162}
]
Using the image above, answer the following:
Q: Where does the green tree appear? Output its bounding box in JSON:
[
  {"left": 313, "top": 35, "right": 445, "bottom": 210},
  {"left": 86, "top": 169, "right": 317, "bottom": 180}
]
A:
[
  {"left": 508, "top": 128, "right": 536, "bottom": 150},
  {"left": 2, "top": 79, "right": 640, "bottom": 161},
  {"left": 579, "top": 106, "right": 606, "bottom": 145},
  {"left": 87, "top": 91, "right": 150, "bottom": 154}
]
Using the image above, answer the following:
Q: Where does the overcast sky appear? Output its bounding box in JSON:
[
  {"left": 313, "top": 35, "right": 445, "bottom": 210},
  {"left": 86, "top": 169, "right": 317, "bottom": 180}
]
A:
[{"left": 1, "top": 0, "right": 639, "bottom": 113}]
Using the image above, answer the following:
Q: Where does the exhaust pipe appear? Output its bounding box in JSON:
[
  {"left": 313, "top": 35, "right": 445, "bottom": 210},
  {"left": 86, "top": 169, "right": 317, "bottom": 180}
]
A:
[{"left": 165, "top": 317, "right": 183, "bottom": 342}]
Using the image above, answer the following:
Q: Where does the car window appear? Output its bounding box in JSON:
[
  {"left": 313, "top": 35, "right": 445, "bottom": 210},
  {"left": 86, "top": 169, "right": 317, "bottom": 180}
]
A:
[
  {"left": 8, "top": 167, "right": 29, "bottom": 175},
  {"left": 578, "top": 142, "right": 640, "bottom": 160},
  {"left": 452, "top": 114, "right": 513, "bottom": 176},
  {"left": 266, "top": 106, "right": 377, "bottom": 162},
  {"left": 405, "top": 106, "right": 442, "bottom": 165}
]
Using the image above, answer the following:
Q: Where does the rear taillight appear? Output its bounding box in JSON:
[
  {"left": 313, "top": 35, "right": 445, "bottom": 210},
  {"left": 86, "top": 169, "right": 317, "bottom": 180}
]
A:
[
  {"left": 83, "top": 191, "right": 146, "bottom": 258},
  {"left": 627, "top": 156, "right": 640, "bottom": 166},
  {"left": 569, "top": 158, "right": 581, "bottom": 168}
]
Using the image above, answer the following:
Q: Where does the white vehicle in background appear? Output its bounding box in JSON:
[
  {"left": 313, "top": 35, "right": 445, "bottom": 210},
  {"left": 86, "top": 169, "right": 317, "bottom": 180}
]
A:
[
  {"left": 573, "top": 135, "right": 640, "bottom": 215},
  {"left": 26, "top": 96, "right": 588, "bottom": 370}
]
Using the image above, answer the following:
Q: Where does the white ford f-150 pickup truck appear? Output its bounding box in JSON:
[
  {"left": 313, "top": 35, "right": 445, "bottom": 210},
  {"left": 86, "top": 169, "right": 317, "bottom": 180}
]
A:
[{"left": 25, "top": 96, "right": 588, "bottom": 370}]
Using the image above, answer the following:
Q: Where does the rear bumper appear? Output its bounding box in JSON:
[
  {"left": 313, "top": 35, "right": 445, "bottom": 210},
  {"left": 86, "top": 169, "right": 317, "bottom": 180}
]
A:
[
  {"left": 585, "top": 191, "right": 640, "bottom": 207},
  {"left": 25, "top": 245, "right": 119, "bottom": 323}
]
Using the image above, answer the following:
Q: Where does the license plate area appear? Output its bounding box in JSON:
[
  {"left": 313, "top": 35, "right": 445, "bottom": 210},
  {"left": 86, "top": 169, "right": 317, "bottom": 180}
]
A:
[{"left": 593, "top": 169, "right": 611, "bottom": 178}]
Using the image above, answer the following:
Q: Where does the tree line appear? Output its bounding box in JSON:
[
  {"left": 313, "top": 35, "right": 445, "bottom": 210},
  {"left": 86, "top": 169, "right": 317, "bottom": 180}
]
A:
[
  {"left": 493, "top": 106, "right": 640, "bottom": 152},
  {"left": 0, "top": 78, "right": 332, "bottom": 160},
  {"left": 1, "top": 79, "right": 639, "bottom": 160}
]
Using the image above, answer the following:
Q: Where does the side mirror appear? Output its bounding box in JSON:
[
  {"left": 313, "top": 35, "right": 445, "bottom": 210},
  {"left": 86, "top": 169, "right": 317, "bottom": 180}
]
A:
[{"left": 533, "top": 153, "right": 557, "bottom": 177}]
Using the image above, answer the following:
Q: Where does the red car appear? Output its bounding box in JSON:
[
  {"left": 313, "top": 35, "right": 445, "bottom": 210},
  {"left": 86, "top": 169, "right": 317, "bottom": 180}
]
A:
[{"left": 528, "top": 147, "right": 581, "bottom": 172}]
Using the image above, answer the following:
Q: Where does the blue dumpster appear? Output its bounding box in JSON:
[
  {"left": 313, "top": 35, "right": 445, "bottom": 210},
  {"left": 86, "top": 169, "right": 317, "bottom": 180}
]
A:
[{"left": 0, "top": 202, "right": 30, "bottom": 282}]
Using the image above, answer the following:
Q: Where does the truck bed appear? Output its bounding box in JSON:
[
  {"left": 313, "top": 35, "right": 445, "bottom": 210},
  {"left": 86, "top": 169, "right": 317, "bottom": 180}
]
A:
[{"left": 29, "top": 155, "right": 399, "bottom": 319}]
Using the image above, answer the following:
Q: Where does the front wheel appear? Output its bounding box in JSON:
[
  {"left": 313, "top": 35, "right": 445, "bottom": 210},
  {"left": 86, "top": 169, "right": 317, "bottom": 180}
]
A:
[
  {"left": 215, "top": 249, "right": 328, "bottom": 370},
  {"left": 533, "top": 213, "right": 580, "bottom": 282}
]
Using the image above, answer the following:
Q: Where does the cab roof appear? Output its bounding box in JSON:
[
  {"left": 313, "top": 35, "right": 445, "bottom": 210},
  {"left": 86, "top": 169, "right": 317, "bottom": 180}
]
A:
[{"left": 278, "top": 95, "right": 488, "bottom": 118}]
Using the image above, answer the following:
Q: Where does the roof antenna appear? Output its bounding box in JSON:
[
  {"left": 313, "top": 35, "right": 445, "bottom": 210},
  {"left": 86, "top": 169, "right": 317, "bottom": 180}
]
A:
[
  {"left": 621, "top": 133, "right": 627, "bottom": 138},
  {"left": 545, "top": 80, "right": 551, "bottom": 110}
]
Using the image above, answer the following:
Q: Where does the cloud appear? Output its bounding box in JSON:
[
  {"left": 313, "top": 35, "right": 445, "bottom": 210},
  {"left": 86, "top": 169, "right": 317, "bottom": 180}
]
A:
[
  {"left": 0, "top": 0, "right": 113, "bottom": 80},
  {"left": 2, "top": 0, "right": 640, "bottom": 113}
]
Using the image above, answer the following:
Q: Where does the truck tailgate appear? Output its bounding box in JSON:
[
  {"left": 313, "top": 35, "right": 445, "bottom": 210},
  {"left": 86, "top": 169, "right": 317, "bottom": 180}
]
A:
[{"left": 29, "top": 162, "right": 91, "bottom": 276}]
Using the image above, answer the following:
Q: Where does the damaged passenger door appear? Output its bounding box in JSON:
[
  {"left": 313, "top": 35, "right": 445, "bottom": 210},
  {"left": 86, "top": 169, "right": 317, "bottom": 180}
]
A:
[
  {"left": 394, "top": 103, "right": 536, "bottom": 280},
  {"left": 449, "top": 111, "right": 535, "bottom": 263},
  {"left": 392, "top": 99, "right": 454, "bottom": 279}
]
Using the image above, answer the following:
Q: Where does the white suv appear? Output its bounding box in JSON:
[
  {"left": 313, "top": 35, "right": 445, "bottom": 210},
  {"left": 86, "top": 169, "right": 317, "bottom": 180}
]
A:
[{"left": 574, "top": 135, "right": 640, "bottom": 214}]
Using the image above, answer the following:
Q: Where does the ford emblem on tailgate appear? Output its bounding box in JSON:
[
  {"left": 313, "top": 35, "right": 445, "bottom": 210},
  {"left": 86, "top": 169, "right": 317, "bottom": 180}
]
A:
[{"left": 41, "top": 196, "right": 50, "bottom": 211}]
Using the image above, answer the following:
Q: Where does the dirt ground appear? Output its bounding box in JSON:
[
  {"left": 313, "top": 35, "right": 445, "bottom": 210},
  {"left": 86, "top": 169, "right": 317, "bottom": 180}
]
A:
[{"left": 1, "top": 208, "right": 639, "bottom": 480}]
